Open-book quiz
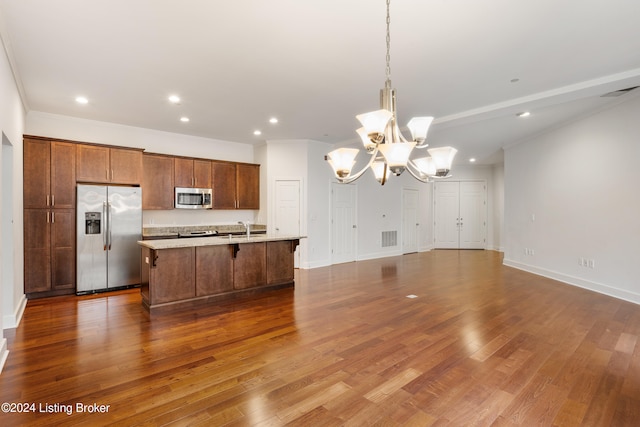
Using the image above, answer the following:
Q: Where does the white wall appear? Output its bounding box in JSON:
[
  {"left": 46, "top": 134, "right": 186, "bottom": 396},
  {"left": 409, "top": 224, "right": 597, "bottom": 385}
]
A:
[
  {"left": 504, "top": 92, "right": 640, "bottom": 304},
  {"left": 0, "top": 27, "right": 27, "bottom": 371}
]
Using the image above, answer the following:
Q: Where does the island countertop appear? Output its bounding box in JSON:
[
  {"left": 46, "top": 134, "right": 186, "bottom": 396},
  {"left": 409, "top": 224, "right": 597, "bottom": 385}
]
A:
[{"left": 138, "top": 234, "right": 305, "bottom": 250}]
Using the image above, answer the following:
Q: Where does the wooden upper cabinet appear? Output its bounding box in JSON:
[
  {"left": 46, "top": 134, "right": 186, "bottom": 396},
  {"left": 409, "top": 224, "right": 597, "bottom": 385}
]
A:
[
  {"left": 142, "top": 153, "right": 174, "bottom": 210},
  {"left": 193, "top": 160, "right": 212, "bottom": 188},
  {"left": 50, "top": 142, "right": 76, "bottom": 208},
  {"left": 174, "top": 157, "right": 211, "bottom": 188},
  {"left": 76, "top": 144, "right": 142, "bottom": 185},
  {"left": 110, "top": 147, "right": 143, "bottom": 184},
  {"left": 212, "top": 161, "right": 237, "bottom": 209},
  {"left": 237, "top": 163, "right": 260, "bottom": 209},
  {"left": 211, "top": 161, "right": 260, "bottom": 210},
  {"left": 76, "top": 144, "right": 109, "bottom": 183},
  {"left": 24, "top": 138, "right": 51, "bottom": 208},
  {"left": 174, "top": 157, "right": 193, "bottom": 188},
  {"left": 24, "top": 138, "right": 76, "bottom": 209}
]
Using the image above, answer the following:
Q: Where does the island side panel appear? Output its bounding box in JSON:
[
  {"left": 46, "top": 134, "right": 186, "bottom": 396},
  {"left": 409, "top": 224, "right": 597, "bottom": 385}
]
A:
[
  {"left": 150, "top": 247, "right": 195, "bottom": 304},
  {"left": 266, "top": 240, "right": 296, "bottom": 285},
  {"left": 233, "top": 242, "right": 267, "bottom": 289},
  {"left": 196, "top": 245, "right": 234, "bottom": 296}
]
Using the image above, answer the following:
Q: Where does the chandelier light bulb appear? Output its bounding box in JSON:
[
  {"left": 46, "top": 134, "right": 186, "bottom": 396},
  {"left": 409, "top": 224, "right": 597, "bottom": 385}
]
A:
[
  {"left": 378, "top": 141, "right": 416, "bottom": 175},
  {"left": 412, "top": 157, "right": 436, "bottom": 177},
  {"left": 407, "top": 117, "right": 434, "bottom": 144},
  {"left": 427, "top": 147, "right": 458, "bottom": 177},
  {"left": 356, "top": 109, "right": 393, "bottom": 141},
  {"left": 326, "top": 148, "right": 359, "bottom": 178}
]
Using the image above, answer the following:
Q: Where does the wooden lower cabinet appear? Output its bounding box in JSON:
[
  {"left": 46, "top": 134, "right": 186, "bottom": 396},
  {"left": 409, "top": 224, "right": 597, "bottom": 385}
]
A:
[
  {"left": 141, "top": 240, "right": 298, "bottom": 311},
  {"left": 267, "top": 240, "right": 296, "bottom": 285},
  {"left": 233, "top": 242, "right": 267, "bottom": 290},
  {"left": 196, "top": 245, "right": 233, "bottom": 296},
  {"left": 24, "top": 208, "right": 75, "bottom": 297},
  {"left": 147, "top": 247, "right": 195, "bottom": 305}
]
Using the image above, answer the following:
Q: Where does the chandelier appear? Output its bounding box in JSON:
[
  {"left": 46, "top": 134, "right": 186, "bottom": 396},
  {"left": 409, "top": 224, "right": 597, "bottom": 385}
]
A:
[{"left": 326, "top": 0, "right": 457, "bottom": 185}]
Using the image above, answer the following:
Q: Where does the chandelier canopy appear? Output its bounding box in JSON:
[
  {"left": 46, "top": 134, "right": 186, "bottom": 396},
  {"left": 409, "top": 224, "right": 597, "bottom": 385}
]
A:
[{"left": 326, "top": 0, "right": 457, "bottom": 185}]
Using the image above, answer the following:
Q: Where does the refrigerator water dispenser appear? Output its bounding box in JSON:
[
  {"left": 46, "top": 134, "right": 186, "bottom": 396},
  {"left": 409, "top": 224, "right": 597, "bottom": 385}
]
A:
[{"left": 85, "top": 212, "right": 101, "bottom": 235}]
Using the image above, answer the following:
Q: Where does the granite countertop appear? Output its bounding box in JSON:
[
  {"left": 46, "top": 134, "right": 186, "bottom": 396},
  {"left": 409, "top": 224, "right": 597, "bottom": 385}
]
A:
[
  {"left": 138, "top": 234, "right": 305, "bottom": 250},
  {"left": 142, "top": 224, "right": 267, "bottom": 239}
]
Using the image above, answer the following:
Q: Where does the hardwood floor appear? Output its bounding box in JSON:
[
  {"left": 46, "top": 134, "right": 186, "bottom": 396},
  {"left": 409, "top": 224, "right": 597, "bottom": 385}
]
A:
[{"left": 1, "top": 250, "right": 639, "bottom": 426}]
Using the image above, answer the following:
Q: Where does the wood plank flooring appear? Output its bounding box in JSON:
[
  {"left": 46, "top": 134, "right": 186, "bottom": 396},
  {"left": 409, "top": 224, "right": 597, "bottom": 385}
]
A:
[{"left": 1, "top": 250, "right": 639, "bottom": 426}]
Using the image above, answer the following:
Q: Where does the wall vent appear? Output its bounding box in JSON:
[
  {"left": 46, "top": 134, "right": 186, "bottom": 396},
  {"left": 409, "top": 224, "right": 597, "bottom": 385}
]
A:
[{"left": 381, "top": 230, "right": 397, "bottom": 247}]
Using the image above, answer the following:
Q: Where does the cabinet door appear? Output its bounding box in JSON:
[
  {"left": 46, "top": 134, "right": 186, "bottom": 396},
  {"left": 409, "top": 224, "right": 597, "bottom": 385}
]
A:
[
  {"left": 193, "top": 159, "right": 212, "bottom": 188},
  {"left": 174, "top": 157, "right": 194, "bottom": 188},
  {"left": 212, "top": 161, "right": 237, "bottom": 209},
  {"left": 195, "top": 245, "right": 233, "bottom": 296},
  {"left": 110, "top": 148, "right": 142, "bottom": 184},
  {"left": 50, "top": 142, "right": 76, "bottom": 209},
  {"left": 24, "top": 138, "right": 51, "bottom": 208},
  {"left": 266, "top": 241, "right": 295, "bottom": 285},
  {"left": 237, "top": 163, "right": 260, "bottom": 209},
  {"left": 233, "top": 242, "right": 266, "bottom": 289},
  {"left": 51, "top": 209, "right": 75, "bottom": 290},
  {"left": 150, "top": 247, "right": 195, "bottom": 304},
  {"left": 24, "top": 209, "right": 51, "bottom": 293},
  {"left": 77, "top": 144, "right": 110, "bottom": 183},
  {"left": 142, "top": 154, "right": 174, "bottom": 210}
]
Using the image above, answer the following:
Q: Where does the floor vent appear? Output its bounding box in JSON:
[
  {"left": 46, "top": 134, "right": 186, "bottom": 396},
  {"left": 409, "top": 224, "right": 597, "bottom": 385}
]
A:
[{"left": 381, "top": 230, "right": 397, "bottom": 247}]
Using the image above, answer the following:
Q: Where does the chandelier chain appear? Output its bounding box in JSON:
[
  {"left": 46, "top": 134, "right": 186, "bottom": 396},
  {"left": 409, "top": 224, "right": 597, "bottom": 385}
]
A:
[{"left": 385, "top": 0, "right": 391, "bottom": 86}]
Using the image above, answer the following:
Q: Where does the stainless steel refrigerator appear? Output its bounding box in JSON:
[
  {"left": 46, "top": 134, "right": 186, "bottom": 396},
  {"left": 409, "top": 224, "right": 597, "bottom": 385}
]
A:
[{"left": 76, "top": 185, "right": 142, "bottom": 294}]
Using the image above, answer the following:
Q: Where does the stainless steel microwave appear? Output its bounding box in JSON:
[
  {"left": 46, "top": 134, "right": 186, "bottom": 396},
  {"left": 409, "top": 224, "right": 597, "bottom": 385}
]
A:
[{"left": 175, "top": 187, "right": 213, "bottom": 209}]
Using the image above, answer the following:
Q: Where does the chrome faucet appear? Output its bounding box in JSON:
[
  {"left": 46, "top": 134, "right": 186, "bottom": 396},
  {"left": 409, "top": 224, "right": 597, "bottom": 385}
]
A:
[{"left": 238, "top": 221, "right": 251, "bottom": 238}]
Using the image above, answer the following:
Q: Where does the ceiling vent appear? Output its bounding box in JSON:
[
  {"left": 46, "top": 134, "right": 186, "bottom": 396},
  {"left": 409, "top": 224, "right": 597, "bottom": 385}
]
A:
[{"left": 601, "top": 86, "right": 639, "bottom": 97}]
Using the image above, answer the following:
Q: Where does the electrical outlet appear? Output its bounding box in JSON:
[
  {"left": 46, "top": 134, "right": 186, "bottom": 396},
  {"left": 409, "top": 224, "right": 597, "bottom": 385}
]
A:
[{"left": 588, "top": 259, "right": 595, "bottom": 268}]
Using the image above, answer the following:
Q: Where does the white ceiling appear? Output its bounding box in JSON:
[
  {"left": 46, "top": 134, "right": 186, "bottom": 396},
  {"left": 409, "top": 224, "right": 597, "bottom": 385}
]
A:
[{"left": 1, "top": 0, "right": 640, "bottom": 165}]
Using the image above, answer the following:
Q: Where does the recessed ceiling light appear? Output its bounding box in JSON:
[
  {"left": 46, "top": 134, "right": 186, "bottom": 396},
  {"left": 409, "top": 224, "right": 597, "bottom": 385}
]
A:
[
  {"left": 253, "top": 130, "right": 262, "bottom": 136},
  {"left": 517, "top": 111, "right": 530, "bottom": 117},
  {"left": 469, "top": 158, "right": 476, "bottom": 163},
  {"left": 169, "top": 95, "right": 181, "bottom": 104},
  {"left": 75, "top": 96, "right": 88, "bottom": 104},
  {"left": 269, "top": 117, "right": 278, "bottom": 124},
  {"left": 180, "top": 117, "right": 189, "bottom": 122}
]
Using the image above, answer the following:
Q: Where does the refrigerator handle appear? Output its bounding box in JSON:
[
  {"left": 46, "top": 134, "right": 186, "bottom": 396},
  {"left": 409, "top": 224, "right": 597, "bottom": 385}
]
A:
[
  {"left": 103, "top": 201, "right": 108, "bottom": 251},
  {"left": 107, "top": 201, "right": 113, "bottom": 250}
]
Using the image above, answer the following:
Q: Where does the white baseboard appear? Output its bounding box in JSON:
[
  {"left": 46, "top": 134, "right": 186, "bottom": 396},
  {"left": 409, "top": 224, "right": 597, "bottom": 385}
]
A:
[
  {"left": 3, "top": 294, "right": 27, "bottom": 329},
  {"left": 503, "top": 258, "right": 640, "bottom": 306},
  {"left": 301, "top": 259, "right": 332, "bottom": 269},
  {"left": 0, "top": 338, "right": 8, "bottom": 374},
  {"left": 357, "top": 249, "right": 403, "bottom": 262}
]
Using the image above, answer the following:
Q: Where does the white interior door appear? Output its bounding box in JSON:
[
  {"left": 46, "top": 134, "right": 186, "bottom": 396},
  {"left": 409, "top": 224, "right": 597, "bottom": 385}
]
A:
[
  {"left": 331, "top": 183, "right": 356, "bottom": 264},
  {"left": 434, "top": 181, "right": 460, "bottom": 248},
  {"left": 402, "top": 188, "right": 419, "bottom": 254},
  {"left": 274, "top": 180, "right": 301, "bottom": 267},
  {"left": 460, "top": 182, "right": 486, "bottom": 249},
  {"left": 434, "top": 181, "right": 486, "bottom": 249}
]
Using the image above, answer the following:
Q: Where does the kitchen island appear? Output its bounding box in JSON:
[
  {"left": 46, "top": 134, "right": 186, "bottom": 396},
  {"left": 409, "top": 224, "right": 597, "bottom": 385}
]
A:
[{"left": 138, "top": 234, "right": 302, "bottom": 312}]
